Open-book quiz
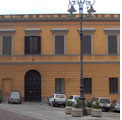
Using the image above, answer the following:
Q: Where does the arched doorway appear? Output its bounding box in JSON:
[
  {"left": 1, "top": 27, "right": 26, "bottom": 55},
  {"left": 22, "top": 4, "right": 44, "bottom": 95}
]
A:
[{"left": 25, "top": 70, "right": 41, "bottom": 101}]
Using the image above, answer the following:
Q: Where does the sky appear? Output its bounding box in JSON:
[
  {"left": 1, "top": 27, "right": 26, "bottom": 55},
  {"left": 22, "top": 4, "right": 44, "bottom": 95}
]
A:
[{"left": 0, "top": 0, "right": 120, "bottom": 15}]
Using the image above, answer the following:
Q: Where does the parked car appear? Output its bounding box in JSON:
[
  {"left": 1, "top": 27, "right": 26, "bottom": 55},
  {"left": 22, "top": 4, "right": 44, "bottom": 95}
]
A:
[
  {"left": 66, "top": 95, "right": 80, "bottom": 104},
  {"left": 91, "top": 97, "right": 111, "bottom": 112},
  {"left": 48, "top": 94, "right": 66, "bottom": 107},
  {"left": 8, "top": 90, "right": 22, "bottom": 104},
  {"left": 110, "top": 100, "right": 120, "bottom": 112}
]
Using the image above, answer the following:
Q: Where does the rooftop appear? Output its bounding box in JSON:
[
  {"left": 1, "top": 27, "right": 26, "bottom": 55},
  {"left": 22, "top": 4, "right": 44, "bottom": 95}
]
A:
[{"left": 0, "top": 14, "right": 120, "bottom": 22}]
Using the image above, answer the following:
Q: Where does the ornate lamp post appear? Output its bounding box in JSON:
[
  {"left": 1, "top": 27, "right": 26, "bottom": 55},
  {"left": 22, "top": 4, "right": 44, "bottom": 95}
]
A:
[{"left": 68, "top": 0, "right": 96, "bottom": 116}]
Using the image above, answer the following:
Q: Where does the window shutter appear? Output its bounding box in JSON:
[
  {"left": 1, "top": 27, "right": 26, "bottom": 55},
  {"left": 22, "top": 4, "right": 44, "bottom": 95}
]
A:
[
  {"left": 82, "top": 35, "right": 91, "bottom": 54},
  {"left": 83, "top": 78, "right": 92, "bottom": 94},
  {"left": 25, "top": 36, "right": 41, "bottom": 55},
  {"left": 55, "top": 78, "right": 65, "bottom": 94},
  {"left": 3, "top": 36, "right": 12, "bottom": 55},
  {"left": 30, "top": 36, "right": 34, "bottom": 54},
  {"left": 108, "top": 35, "right": 117, "bottom": 54},
  {"left": 109, "top": 78, "right": 118, "bottom": 94},
  {"left": 37, "top": 36, "right": 41, "bottom": 54},
  {"left": 55, "top": 35, "right": 64, "bottom": 54},
  {"left": 114, "top": 78, "right": 118, "bottom": 93},
  {"left": 25, "top": 36, "right": 30, "bottom": 54}
]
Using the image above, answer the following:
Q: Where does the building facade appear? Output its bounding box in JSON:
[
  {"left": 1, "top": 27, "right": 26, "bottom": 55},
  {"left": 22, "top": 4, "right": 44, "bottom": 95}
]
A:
[{"left": 0, "top": 14, "right": 120, "bottom": 102}]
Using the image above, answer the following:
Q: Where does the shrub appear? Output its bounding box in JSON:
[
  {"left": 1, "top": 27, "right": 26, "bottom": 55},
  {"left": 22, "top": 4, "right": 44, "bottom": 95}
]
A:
[
  {"left": 92, "top": 99, "right": 101, "bottom": 109},
  {"left": 66, "top": 101, "right": 73, "bottom": 107},
  {"left": 86, "top": 100, "right": 93, "bottom": 108},
  {"left": 73, "top": 99, "right": 82, "bottom": 109}
]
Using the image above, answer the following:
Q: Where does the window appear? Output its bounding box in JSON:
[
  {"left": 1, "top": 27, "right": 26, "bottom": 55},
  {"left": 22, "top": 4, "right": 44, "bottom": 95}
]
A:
[
  {"left": 2, "top": 36, "right": 12, "bottom": 55},
  {"left": 56, "top": 94, "right": 65, "bottom": 98},
  {"left": 55, "top": 35, "right": 65, "bottom": 54},
  {"left": 82, "top": 35, "right": 92, "bottom": 54},
  {"left": 108, "top": 35, "right": 118, "bottom": 54},
  {"left": 83, "top": 78, "right": 92, "bottom": 94},
  {"left": 55, "top": 78, "right": 65, "bottom": 94},
  {"left": 109, "top": 78, "right": 118, "bottom": 94},
  {"left": 25, "top": 36, "right": 41, "bottom": 55}
]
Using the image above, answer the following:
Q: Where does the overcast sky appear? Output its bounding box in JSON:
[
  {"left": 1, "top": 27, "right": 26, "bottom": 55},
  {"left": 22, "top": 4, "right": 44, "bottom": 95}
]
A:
[{"left": 0, "top": 0, "right": 120, "bottom": 15}]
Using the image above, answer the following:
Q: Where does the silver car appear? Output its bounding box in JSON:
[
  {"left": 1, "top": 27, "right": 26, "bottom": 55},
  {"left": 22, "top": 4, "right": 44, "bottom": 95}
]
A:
[
  {"left": 92, "top": 97, "right": 111, "bottom": 112},
  {"left": 111, "top": 100, "right": 120, "bottom": 112},
  {"left": 8, "top": 90, "right": 21, "bottom": 104},
  {"left": 48, "top": 94, "right": 66, "bottom": 107},
  {"left": 66, "top": 95, "right": 80, "bottom": 104}
]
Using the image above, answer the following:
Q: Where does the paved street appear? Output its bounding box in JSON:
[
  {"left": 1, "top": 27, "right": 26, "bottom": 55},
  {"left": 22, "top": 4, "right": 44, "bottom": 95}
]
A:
[
  {"left": 0, "top": 102, "right": 120, "bottom": 120},
  {"left": 0, "top": 109, "right": 41, "bottom": 120}
]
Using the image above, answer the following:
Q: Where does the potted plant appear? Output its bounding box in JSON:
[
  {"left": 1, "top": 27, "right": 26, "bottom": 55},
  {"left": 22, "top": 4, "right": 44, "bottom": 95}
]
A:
[
  {"left": 91, "top": 99, "right": 102, "bottom": 117},
  {"left": 71, "top": 99, "right": 83, "bottom": 117},
  {"left": 86, "top": 100, "right": 93, "bottom": 115},
  {"left": 65, "top": 101, "right": 73, "bottom": 114}
]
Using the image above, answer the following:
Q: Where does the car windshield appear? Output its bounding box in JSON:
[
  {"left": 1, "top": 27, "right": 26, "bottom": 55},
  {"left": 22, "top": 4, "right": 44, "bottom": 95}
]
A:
[
  {"left": 10, "top": 94, "right": 20, "bottom": 99},
  {"left": 10, "top": 92, "right": 20, "bottom": 99},
  {"left": 100, "top": 98, "right": 110, "bottom": 103},
  {"left": 56, "top": 95, "right": 65, "bottom": 98}
]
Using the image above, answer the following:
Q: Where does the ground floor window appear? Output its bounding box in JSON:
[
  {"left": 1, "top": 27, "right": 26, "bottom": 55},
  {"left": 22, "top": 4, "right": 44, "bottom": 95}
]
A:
[
  {"left": 55, "top": 78, "right": 65, "bottom": 94},
  {"left": 83, "top": 78, "right": 92, "bottom": 94},
  {"left": 109, "top": 78, "right": 118, "bottom": 94}
]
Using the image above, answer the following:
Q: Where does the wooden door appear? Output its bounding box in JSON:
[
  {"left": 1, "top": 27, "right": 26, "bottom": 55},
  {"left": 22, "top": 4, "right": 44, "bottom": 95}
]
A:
[{"left": 25, "top": 70, "right": 41, "bottom": 101}]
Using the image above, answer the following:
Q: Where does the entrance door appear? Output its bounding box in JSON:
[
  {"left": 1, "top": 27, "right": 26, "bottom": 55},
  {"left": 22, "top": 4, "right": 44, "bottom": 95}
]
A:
[{"left": 25, "top": 70, "right": 41, "bottom": 101}]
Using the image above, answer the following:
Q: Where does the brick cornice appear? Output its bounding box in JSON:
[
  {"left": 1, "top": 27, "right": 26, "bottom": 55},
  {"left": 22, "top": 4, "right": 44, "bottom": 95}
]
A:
[{"left": 0, "top": 14, "right": 120, "bottom": 22}]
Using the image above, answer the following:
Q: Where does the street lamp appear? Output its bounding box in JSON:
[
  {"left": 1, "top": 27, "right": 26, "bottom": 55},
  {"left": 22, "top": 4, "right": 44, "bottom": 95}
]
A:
[{"left": 68, "top": 0, "right": 96, "bottom": 116}]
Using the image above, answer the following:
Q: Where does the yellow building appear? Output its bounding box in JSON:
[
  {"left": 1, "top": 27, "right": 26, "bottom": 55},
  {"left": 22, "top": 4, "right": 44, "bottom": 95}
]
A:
[{"left": 0, "top": 14, "right": 120, "bottom": 102}]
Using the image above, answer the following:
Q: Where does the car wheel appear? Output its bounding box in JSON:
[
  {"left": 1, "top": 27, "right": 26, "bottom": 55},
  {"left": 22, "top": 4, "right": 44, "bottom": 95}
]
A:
[
  {"left": 105, "top": 109, "right": 108, "bottom": 112},
  {"left": 114, "top": 109, "right": 117, "bottom": 112}
]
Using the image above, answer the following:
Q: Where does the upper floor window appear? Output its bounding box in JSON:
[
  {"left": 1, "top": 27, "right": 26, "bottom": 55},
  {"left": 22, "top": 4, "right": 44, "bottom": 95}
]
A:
[
  {"left": 2, "top": 36, "right": 12, "bottom": 55},
  {"left": 55, "top": 35, "right": 65, "bottom": 55},
  {"left": 109, "top": 77, "right": 118, "bottom": 94},
  {"left": 108, "top": 35, "right": 118, "bottom": 54},
  {"left": 82, "top": 35, "right": 92, "bottom": 54},
  {"left": 25, "top": 36, "right": 41, "bottom": 55}
]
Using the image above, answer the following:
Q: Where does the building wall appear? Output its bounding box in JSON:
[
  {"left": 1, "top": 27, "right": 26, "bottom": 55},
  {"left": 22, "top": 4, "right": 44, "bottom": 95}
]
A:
[
  {"left": 0, "top": 20, "right": 120, "bottom": 56},
  {"left": 0, "top": 14, "right": 120, "bottom": 101},
  {"left": 0, "top": 63, "right": 120, "bottom": 101}
]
